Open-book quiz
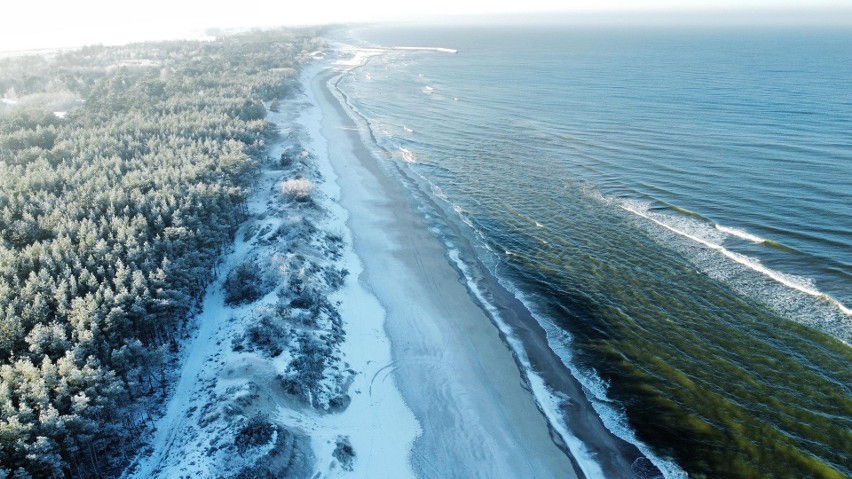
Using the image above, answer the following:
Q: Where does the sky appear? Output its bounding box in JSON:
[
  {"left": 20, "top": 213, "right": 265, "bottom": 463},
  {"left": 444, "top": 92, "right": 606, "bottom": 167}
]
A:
[{"left": 1, "top": 0, "right": 851, "bottom": 51}]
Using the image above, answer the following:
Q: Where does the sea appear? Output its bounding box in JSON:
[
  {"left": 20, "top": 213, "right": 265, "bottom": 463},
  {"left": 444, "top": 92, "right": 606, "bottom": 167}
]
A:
[{"left": 333, "top": 24, "right": 851, "bottom": 478}]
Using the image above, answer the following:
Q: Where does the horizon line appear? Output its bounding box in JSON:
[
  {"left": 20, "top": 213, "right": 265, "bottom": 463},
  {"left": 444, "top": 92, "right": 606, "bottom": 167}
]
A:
[{"left": 2, "top": 7, "right": 851, "bottom": 54}]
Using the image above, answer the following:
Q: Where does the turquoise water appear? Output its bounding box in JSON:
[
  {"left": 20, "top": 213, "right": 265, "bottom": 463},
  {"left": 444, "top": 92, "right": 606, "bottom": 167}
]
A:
[{"left": 337, "top": 25, "right": 851, "bottom": 478}]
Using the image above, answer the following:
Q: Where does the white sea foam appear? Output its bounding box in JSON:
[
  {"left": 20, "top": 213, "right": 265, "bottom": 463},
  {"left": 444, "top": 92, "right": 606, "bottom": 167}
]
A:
[
  {"left": 398, "top": 147, "right": 416, "bottom": 163},
  {"left": 444, "top": 248, "right": 609, "bottom": 479},
  {"left": 422, "top": 86, "right": 433, "bottom": 94},
  {"left": 621, "top": 201, "right": 851, "bottom": 319},
  {"left": 486, "top": 276, "right": 688, "bottom": 479},
  {"left": 538, "top": 320, "right": 688, "bottom": 479},
  {"left": 715, "top": 224, "right": 765, "bottom": 243},
  {"left": 429, "top": 182, "right": 448, "bottom": 201},
  {"left": 390, "top": 46, "right": 458, "bottom": 54}
]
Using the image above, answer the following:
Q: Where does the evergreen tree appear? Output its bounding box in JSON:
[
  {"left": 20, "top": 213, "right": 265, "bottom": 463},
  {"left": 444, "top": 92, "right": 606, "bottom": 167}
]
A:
[{"left": 0, "top": 27, "right": 326, "bottom": 477}]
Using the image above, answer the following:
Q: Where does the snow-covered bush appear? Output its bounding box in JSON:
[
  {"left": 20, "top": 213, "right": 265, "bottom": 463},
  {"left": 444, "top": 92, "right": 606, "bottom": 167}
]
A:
[
  {"left": 333, "top": 437, "right": 355, "bottom": 471},
  {"left": 278, "top": 148, "right": 295, "bottom": 167},
  {"left": 234, "top": 312, "right": 289, "bottom": 357},
  {"left": 232, "top": 421, "right": 310, "bottom": 479},
  {"left": 324, "top": 267, "right": 349, "bottom": 289},
  {"left": 224, "top": 261, "right": 265, "bottom": 305},
  {"left": 280, "top": 334, "right": 328, "bottom": 404},
  {"left": 235, "top": 414, "right": 275, "bottom": 453},
  {"left": 280, "top": 178, "right": 313, "bottom": 201}
]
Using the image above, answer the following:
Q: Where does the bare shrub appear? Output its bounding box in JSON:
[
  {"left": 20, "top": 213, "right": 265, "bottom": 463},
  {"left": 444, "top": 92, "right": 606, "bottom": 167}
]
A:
[
  {"left": 280, "top": 178, "right": 313, "bottom": 202},
  {"left": 333, "top": 436, "right": 355, "bottom": 471}
]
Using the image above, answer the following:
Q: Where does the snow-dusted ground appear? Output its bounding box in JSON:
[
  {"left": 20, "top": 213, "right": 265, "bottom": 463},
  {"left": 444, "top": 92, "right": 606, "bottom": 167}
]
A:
[
  {"left": 122, "top": 60, "right": 418, "bottom": 479},
  {"left": 294, "top": 61, "right": 419, "bottom": 478}
]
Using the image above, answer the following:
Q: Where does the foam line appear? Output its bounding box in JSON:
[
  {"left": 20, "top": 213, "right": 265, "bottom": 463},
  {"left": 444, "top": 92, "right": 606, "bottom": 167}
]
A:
[
  {"left": 715, "top": 224, "right": 766, "bottom": 243},
  {"left": 445, "top": 248, "right": 608, "bottom": 479},
  {"left": 399, "top": 147, "right": 416, "bottom": 163},
  {"left": 390, "top": 46, "right": 458, "bottom": 54},
  {"left": 623, "top": 204, "right": 851, "bottom": 317}
]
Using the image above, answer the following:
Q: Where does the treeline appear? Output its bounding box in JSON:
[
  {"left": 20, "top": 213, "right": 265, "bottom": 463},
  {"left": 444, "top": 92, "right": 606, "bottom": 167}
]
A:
[{"left": 0, "top": 29, "right": 324, "bottom": 478}]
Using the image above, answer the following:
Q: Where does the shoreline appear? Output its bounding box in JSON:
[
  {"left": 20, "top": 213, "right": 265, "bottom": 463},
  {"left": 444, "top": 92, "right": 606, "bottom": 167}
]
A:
[
  {"left": 315, "top": 57, "right": 582, "bottom": 477},
  {"left": 118, "top": 32, "right": 852, "bottom": 479},
  {"left": 318, "top": 47, "right": 664, "bottom": 478}
]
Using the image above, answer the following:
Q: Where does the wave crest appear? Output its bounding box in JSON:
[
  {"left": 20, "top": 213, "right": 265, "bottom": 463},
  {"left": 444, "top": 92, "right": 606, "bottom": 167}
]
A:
[{"left": 621, "top": 200, "right": 851, "bottom": 337}]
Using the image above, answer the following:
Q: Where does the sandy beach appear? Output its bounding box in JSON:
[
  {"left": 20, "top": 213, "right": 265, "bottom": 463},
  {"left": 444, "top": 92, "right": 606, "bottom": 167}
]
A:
[{"left": 313, "top": 63, "right": 581, "bottom": 477}]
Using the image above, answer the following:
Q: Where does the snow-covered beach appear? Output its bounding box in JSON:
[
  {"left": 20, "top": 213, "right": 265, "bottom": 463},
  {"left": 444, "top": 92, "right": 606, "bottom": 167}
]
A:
[
  {"left": 123, "top": 58, "right": 420, "bottom": 478},
  {"left": 124, "top": 49, "right": 607, "bottom": 478}
]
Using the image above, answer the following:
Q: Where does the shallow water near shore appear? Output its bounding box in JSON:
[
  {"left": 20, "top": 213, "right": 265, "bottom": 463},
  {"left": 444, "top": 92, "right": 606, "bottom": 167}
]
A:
[{"left": 331, "top": 25, "right": 852, "bottom": 478}]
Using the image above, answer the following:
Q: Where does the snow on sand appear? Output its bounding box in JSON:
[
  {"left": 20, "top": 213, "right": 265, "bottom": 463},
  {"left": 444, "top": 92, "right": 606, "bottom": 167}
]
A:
[{"left": 123, "top": 60, "right": 418, "bottom": 479}]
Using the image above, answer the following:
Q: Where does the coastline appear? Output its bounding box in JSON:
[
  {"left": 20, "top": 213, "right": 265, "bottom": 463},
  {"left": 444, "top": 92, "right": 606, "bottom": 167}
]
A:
[
  {"left": 124, "top": 49, "right": 650, "bottom": 479},
  {"left": 109, "top": 30, "right": 852, "bottom": 479},
  {"left": 314, "top": 56, "right": 583, "bottom": 477}
]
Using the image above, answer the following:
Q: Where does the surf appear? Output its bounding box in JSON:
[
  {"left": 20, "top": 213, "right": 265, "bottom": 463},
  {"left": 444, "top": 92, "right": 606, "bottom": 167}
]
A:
[{"left": 622, "top": 201, "right": 852, "bottom": 323}]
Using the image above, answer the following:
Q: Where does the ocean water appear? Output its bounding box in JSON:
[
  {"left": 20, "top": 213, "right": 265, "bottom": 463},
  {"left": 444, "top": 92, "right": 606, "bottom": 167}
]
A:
[{"left": 335, "top": 25, "right": 851, "bottom": 478}]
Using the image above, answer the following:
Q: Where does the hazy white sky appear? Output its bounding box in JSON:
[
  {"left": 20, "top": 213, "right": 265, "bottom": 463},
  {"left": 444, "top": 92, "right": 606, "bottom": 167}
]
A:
[{"left": 2, "top": 0, "right": 850, "bottom": 51}]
